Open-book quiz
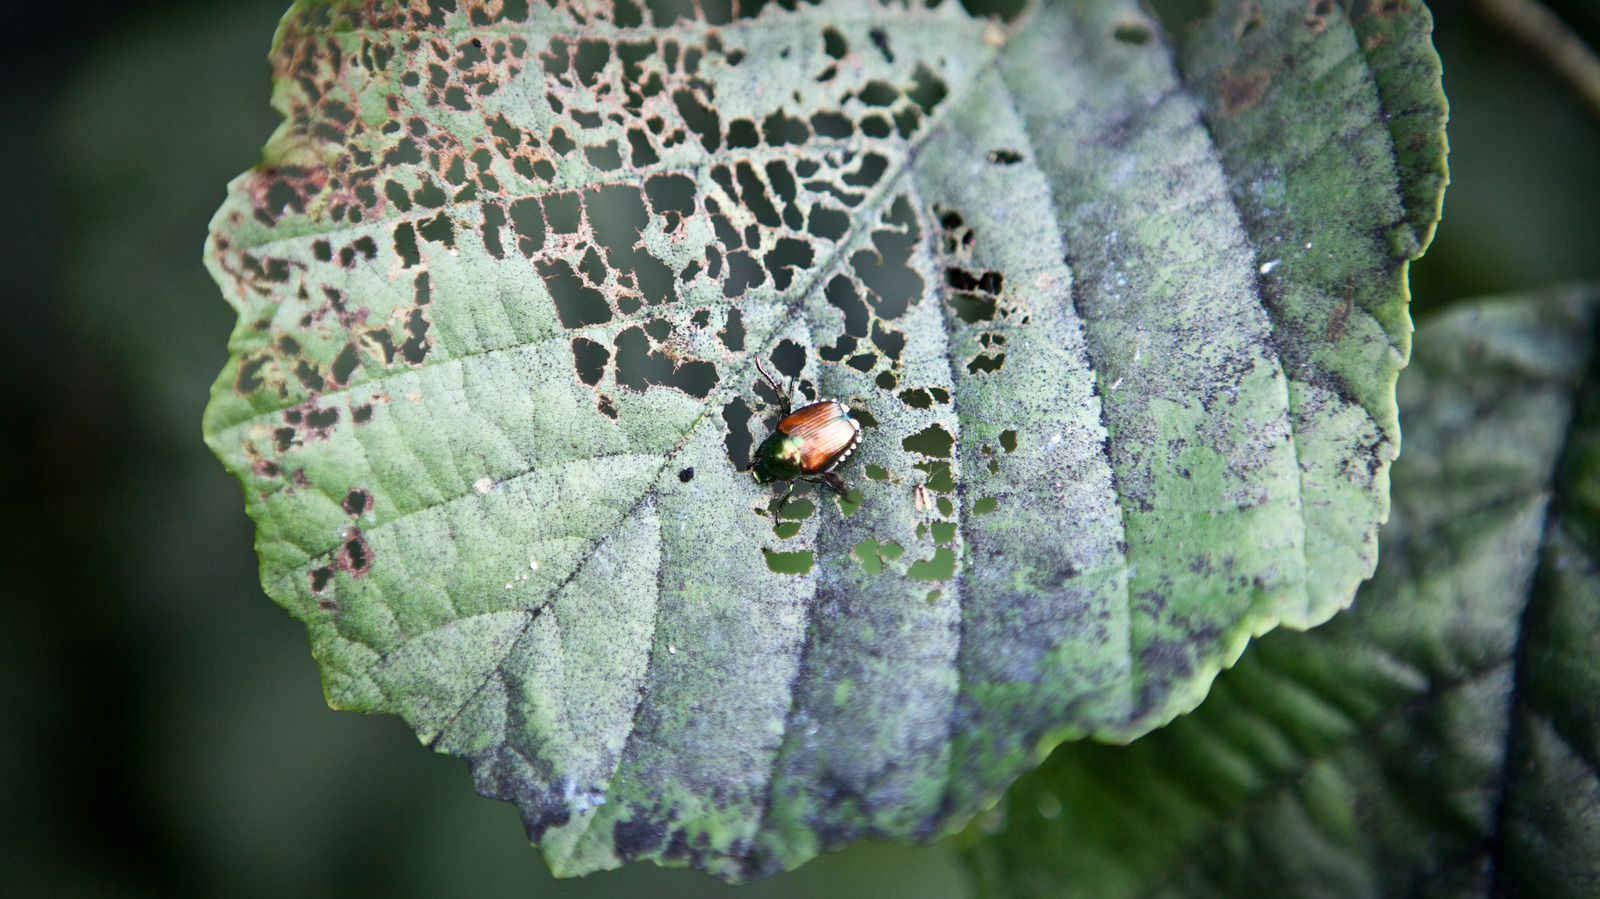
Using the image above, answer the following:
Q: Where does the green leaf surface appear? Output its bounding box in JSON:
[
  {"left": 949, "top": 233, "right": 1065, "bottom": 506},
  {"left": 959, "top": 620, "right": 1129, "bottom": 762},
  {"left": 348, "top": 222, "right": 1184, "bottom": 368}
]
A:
[
  {"left": 957, "top": 284, "right": 1600, "bottom": 898},
  {"left": 202, "top": 0, "right": 1444, "bottom": 880}
]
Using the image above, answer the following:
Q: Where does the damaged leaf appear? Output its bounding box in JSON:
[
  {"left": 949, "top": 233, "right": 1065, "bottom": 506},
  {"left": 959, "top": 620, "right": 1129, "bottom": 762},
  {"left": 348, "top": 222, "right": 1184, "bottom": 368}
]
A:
[
  {"left": 202, "top": 0, "right": 1445, "bottom": 881},
  {"left": 958, "top": 285, "right": 1600, "bottom": 899}
]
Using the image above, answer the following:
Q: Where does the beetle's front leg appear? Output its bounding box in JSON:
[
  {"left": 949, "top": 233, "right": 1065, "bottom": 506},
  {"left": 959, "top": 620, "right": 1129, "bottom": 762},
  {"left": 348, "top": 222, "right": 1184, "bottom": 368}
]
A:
[{"left": 773, "top": 481, "right": 797, "bottom": 514}]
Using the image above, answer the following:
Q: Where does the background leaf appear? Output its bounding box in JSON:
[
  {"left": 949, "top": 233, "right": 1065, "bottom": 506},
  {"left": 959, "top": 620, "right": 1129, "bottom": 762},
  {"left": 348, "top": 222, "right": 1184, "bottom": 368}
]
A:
[
  {"left": 200, "top": 0, "right": 1443, "bottom": 880},
  {"left": 957, "top": 283, "right": 1600, "bottom": 898}
]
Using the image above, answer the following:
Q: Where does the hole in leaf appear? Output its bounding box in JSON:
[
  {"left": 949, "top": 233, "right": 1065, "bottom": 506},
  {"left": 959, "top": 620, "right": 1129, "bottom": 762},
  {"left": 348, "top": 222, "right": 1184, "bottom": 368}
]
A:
[
  {"left": 615, "top": 0, "right": 644, "bottom": 27},
  {"left": 722, "top": 396, "right": 755, "bottom": 469},
  {"left": 968, "top": 353, "right": 1005, "bottom": 374},
  {"left": 574, "top": 39, "right": 610, "bottom": 86},
  {"left": 765, "top": 237, "right": 815, "bottom": 291},
  {"left": 1113, "top": 19, "right": 1153, "bottom": 44},
  {"left": 673, "top": 88, "right": 721, "bottom": 152},
  {"left": 342, "top": 489, "right": 371, "bottom": 516},
  {"left": 859, "top": 80, "right": 900, "bottom": 106},
  {"left": 823, "top": 26, "right": 848, "bottom": 59},
  {"left": 719, "top": 308, "right": 745, "bottom": 351},
  {"left": 585, "top": 140, "right": 624, "bottom": 171},
  {"left": 916, "top": 460, "right": 955, "bottom": 492},
  {"left": 1146, "top": 0, "right": 1210, "bottom": 33},
  {"left": 512, "top": 194, "right": 550, "bottom": 254},
  {"left": 763, "top": 548, "right": 814, "bottom": 575},
  {"left": 539, "top": 259, "right": 613, "bottom": 328},
  {"left": 727, "top": 118, "right": 759, "bottom": 147},
  {"left": 723, "top": 251, "right": 765, "bottom": 297},
  {"left": 958, "top": 0, "right": 1027, "bottom": 21},
  {"left": 903, "top": 424, "right": 954, "bottom": 458},
  {"left": 973, "top": 495, "right": 998, "bottom": 515},
  {"left": 771, "top": 339, "right": 807, "bottom": 380},
  {"left": 853, "top": 196, "right": 924, "bottom": 320},
  {"left": 643, "top": 171, "right": 694, "bottom": 220},
  {"left": 855, "top": 539, "right": 882, "bottom": 575},
  {"left": 869, "top": 26, "right": 893, "bottom": 62},
  {"left": 393, "top": 222, "right": 420, "bottom": 267},
  {"left": 398, "top": 310, "right": 430, "bottom": 365},
  {"left": 948, "top": 292, "right": 998, "bottom": 324},
  {"left": 571, "top": 337, "right": 609, "bottom": 385},
  {"left": 779, "top": 498, "right": 815, "bottom": 520},
  {"left": 810, "top": 111, "right": 854, "bottom": 139},
  {"left": 807, "top": 204, "right": 849, "bottom": 241},
  {"left": 906, "top": 62, "right": 948, "bottom": 113},
  {"left": 543, "top": 191, "right": 582, "bottom": 233},
  {"left": 837, "top": 487, "right": 862, "bottom": 516},
  {"left": 762, "top": 109, "right": 810, "bottom": 146},
  {"left": 328, "top": 344, "right": 361, "bottom": 387},
  {"left": 580, "top": 246, "right": 608, "bottom": 284},
  {"left": 871, "top": 321, "right": 905, "bottom": 361},
  {"left": 338, "top": 532, "right": 372, "bottom": 575},
  {"left": 613, "top": 327, "right": 718, "bottom": 397},
  {"left": 826, "top": 276, "right": 870, "bottom": 337}
]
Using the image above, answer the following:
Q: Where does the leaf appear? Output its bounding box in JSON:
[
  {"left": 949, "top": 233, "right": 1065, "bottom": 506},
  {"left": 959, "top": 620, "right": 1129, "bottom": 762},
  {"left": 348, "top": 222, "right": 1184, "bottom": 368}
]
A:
[
  {"left": 956, "top": 284, "right": 1600, "bottom": 898},
  {"left": 201, "top": 0, "right": 1445, "bottom": 881}
]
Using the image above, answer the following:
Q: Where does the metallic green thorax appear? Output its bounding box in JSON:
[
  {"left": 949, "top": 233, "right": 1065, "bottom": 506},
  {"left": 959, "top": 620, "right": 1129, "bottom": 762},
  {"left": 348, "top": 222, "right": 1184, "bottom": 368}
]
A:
[{"left": 751, "top": 433, "right": 804, "bottom": 484}]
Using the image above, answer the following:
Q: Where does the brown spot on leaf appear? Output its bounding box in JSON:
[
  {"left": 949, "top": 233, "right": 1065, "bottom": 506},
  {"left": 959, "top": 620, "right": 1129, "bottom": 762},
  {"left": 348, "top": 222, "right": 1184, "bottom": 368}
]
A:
[
  {"left": 1217, "top": 67, "right": 1270, "bottom": 116},
  {"left": 1348, "top": 0, "right": 1407, "bottom": 23},
  {"left": 1327, "top": 297, "right": 1352, "bottom": 346}
]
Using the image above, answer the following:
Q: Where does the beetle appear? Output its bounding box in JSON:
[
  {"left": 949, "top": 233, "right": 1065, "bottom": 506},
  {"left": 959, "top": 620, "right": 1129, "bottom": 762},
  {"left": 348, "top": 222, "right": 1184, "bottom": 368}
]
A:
[{"left": 749, "top": 357, "right": 861, "bottom": 501}]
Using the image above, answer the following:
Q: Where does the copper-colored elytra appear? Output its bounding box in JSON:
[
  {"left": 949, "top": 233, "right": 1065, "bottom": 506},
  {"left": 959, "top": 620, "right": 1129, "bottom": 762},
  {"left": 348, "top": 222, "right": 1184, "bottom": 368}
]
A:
[{"left": 779, "top": 401, "right": 860, "bottom": 474}]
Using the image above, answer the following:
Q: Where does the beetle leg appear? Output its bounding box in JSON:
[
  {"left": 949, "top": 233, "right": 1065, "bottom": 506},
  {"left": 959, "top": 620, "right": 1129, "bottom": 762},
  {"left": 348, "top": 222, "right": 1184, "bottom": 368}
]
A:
[
  {"left": 775, "top": 481, "right": 797, "bottom": 514},
  {"left": 818, "top": 472, "right": 849, "bottom": 497}
]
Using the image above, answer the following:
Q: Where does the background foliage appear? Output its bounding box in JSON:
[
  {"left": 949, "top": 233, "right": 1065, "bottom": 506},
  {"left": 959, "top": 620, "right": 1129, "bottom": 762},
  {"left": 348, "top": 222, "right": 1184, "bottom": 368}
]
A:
[{"left": 0, "top": 0, "right": 1596, "bottom": 896}]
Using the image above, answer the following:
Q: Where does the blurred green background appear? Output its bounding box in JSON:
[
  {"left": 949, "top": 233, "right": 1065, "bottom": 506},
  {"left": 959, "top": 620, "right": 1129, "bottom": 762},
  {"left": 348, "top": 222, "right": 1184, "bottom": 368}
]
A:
[{"left": 1, "top": 0, "right": 1595, "bottom": 895}]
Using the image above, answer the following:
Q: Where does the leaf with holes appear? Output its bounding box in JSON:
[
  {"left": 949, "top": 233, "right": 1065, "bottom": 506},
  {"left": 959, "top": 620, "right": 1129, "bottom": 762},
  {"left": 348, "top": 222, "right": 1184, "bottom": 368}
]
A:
[
  {"left": 202, "top": 0, "right": 1445, "bottom": 881},
  {"left": 958, "top": 285, "right": 1600, "bottom": 899}
]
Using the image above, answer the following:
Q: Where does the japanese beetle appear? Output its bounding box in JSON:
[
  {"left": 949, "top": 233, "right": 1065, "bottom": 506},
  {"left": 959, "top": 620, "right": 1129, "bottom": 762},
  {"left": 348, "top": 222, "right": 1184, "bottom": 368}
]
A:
[{"left": 749, "top": 358, "right": 861, "bottom": 498}]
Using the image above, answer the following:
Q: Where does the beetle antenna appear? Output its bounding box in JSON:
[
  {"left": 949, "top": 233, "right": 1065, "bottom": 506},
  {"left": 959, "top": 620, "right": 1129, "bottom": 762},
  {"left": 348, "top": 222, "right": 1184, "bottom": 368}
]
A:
[{"left": 754, "top": 356, "right": 782, "bottom": 395}]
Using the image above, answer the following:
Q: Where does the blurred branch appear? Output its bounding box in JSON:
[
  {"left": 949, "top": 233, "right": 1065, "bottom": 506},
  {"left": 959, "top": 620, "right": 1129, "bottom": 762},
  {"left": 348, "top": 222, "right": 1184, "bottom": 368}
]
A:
[{"left": 1478, "top": 0, "right": 1600, "bottom": 120}]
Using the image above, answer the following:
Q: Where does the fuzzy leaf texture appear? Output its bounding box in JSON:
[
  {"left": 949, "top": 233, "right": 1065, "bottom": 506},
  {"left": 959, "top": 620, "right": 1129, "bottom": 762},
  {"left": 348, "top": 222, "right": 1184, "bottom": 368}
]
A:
[
  {"left": 959, "top": 285, "right": 1600, "bottom": 898},
  {"left": 202, "top": 0, "right": 1446, "bottom": 881}
]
